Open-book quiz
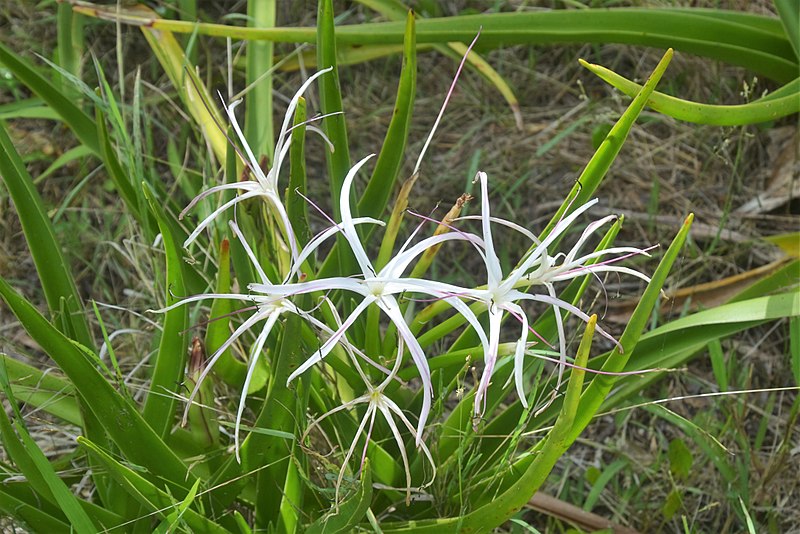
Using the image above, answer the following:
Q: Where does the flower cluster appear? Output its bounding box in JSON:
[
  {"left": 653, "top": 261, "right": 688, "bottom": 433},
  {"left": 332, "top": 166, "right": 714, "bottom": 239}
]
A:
[{"left": 162, "top": 68, "right": 654, "bottom": 498}]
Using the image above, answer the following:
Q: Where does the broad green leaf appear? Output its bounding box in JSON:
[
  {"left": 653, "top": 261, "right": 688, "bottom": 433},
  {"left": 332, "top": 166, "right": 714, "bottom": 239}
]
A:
[
  {"left": 0, "top": 276, "right": 193, "bottom": 493},
  {"left": 0, "top": 365, "right": 105, "bottom": 533},
  {"left": 245, "top": 0, "right": 275, "bottom": 160},
  {"left": 0, "top": 485, "right": 70, "bottom": 533},
  {"left": 306, "top": 459, "right": 373, "bottom": 534},
  {"left": 668, "top": 438, "right": 694, "bottom": 480},
  {"left": 357, "top": 10, "right": 416, "bottom": 220},
  {"left": 141, "top": 184, "right": 189, "bottom": 439},
  {"left": 0, "top": 42, "right": 98, "bottom": 153},
  {"left": 317, "top": 0, "right": 351, "bottom": 217},
  {"left": 0, "top": 121, "right": 93, "bottom": 348},
  {"left": 774, "top": 0, "right": 800, "bottom": 59},
  {"left": 581, "top": 59, "right": 800, "bottom": 125},
  {"left": 0, "top": 354, "right": 80, "bottom": 425},
  {"left": 72, "top": 6, "right": 799, "bottom": 82},
  {"left": 78, "top": 437, "right": 228, "bottom": 534}
]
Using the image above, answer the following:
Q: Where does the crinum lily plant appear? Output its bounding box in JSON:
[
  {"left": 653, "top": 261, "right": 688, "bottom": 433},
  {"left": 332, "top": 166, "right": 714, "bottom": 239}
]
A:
[{"left": 162, "top": 65, "right": 656, "bottom": 501}]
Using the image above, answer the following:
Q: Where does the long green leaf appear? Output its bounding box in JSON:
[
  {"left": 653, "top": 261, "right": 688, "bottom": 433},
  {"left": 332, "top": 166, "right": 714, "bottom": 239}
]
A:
[
  {"left": 357, "top": 10, "right": 416, "bottom": 220},
  {"left": 0, "top": 276, "right": 193, "bottom": 493},
  {"left": 245, "top": 0, "right": 275, "bottom": 160},
  {"left": 317, "top": 0, "right": 351, "bottom": 216},
  {"left": 73, "top": 6, "right": 798, "bottom": 82},
  {"left": 0, "top": 485, "right": 70, "bottom": 533},
  {"left": 78, "top": 437, "right": 228, "bottom": 534},
  {"left": 0, "top": 121, "right": 93, "bottom": 348},
  {"left": 774, "top": 0, "right": 800, "bottom": 59},
  {"left": 0, "top": 42, "right": 98, "bottom": 152},
  {"left": 0, "top": 366, "right": 99, "bottom": 534},
  {"left": 0, "top": 354, "right": 80, "bottom": 425},
  {"left": 141, "top": 184, "right": 189, "bottom": 439},
  {"left": 581, "top": 59, "right": 800, "bottom": 125}
]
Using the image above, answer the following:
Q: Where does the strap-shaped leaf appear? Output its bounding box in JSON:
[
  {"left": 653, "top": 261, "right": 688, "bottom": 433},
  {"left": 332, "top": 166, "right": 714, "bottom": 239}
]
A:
[
  {"left": 357, "top": 10, "right": 416, "bottom": 220},
  {"left": 0, "top": 354, "right": 80, "bottom": 426},
  {"left": 0, "top": 485, "right": 70, "bottom": 533},
  {"left": 72, "top": 6, "right": 798, "bottom": 82},
  {"left": 141, "top": 183, "right": 189, "bottom": 439},
  {"left": 79, "top": 437, "right": 228, "bottom": 533},
  {"left": 581, "top": 59, "right": 800, "bottom": 125},
  {"left": 0, "top": 121, "right": 93, "bottom": 348},
  {"left": 317, "top": 0, "right": 351, "bottom": 215},
  {"left": 0, "top": 276, "right": 193, "bottom": 493},
  {"left": 0, "top": 42, "right": 98, "bottom": 152},
  {"left": 774, "top": 0, "right": 799, "bottom": 60},
  {"left": 245, "top": 0, "right": 275, "bottom": 160},
  {"left": 0, "top": 365, "right": 109, "bottom": 533}
]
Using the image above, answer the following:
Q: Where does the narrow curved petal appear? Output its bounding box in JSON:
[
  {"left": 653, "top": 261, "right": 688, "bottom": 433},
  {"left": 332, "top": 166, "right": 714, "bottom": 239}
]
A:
[
  {"left": 250, "top": 277, "right": 367, "bottom": 298},
  {"left": 184, "top": 189, "right": 263, "bottom": 248},
  {"left": 229, "top": 220, "right": 270, "bottom": 284},
  {"left": 381, "top": 232, "right": 484, "bottom": 278},
  {"left": 456, "top": 214, "right": 540, "bottom": 245},
  {"left": 477, "top": 171, "right": 503, "bottom": 286},
  {"left": 474, "top": 308, "right": 503, "bottom": 419},
  {"left": 286, "top": 295, "right": 376, "bottom": 384},
  {"left": 339, "top": 154, "right": 378, "bottom": 277},
  {"left": 285, "top": 217, "right": 385, "bottom": 283},
  {"left": 149, "top": 292, "right": 262, "bottom": 314},
  {"left": 180, "top": 181, "right": 260, "bottom": 220},
  {"left": 506, "top": 302, "right": 530, "bottom": 408},
  {"left": 182, "top": 307, "right": 271, "bottom": 425},
  {"left": 378, "top": 297, "right": 432, "bottom": 444},
  {"left": 501, "top": 198, "right": 600, "bottom": 292},
  {"left": 235, "top": 310, "right": 280, "bottom": 462}
]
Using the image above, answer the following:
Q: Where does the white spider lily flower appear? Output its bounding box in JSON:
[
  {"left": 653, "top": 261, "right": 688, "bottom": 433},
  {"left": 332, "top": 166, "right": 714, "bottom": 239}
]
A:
[
  {"left": 180, "top": 67, "right": 335, "bottom": 262},
  {"left": 152, "top": 218, "right": 392, "bottom": 462},
  {"left": 249, "top": 154, "right": 489, "bottom": 443},
  {"left": 457, "top": 172, "right": 653, "bottom": 418},
  {"left": 302, "top": 336, "right": 435, "bottom": 506}
]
